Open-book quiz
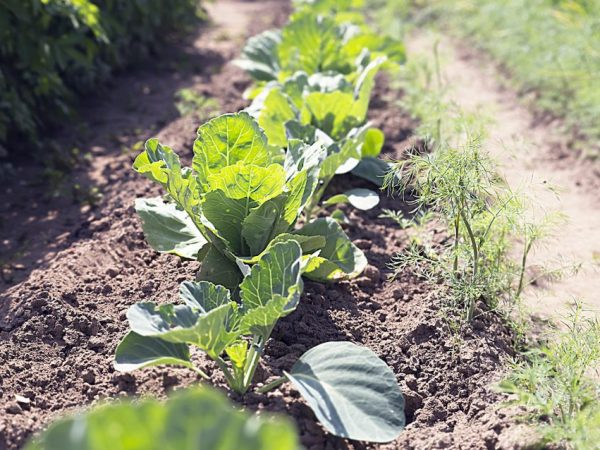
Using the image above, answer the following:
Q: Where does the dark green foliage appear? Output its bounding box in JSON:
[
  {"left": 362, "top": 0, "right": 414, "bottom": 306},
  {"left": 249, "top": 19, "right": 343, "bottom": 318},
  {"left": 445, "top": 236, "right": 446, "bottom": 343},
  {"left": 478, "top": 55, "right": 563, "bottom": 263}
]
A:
[{"left": 0, "top": 0, "right": 202, "bottom": 157}]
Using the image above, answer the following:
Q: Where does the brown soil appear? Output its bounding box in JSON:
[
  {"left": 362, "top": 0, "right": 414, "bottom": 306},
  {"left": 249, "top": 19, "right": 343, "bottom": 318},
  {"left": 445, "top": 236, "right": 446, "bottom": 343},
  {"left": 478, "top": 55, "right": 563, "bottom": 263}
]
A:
[{"left": 0, "top": 2, "right": 517, "bottom": 449}]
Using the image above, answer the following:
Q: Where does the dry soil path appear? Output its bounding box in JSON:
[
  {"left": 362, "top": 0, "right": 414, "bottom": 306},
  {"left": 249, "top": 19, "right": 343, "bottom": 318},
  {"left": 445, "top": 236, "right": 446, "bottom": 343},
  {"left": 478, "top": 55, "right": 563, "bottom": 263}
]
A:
[{"left": 408, "top": 31, "right": 600, "bottom": 323}]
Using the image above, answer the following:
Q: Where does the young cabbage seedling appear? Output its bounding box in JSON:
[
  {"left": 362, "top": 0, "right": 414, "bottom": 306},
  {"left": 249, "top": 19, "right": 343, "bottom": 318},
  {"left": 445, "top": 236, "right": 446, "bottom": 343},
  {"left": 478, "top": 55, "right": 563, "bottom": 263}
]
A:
[
  {"left": 245, "top": 59, "right": 389, "bottom": 219},
  {"left": 133, "top": 112, "right": 366, "bottom": 285},
  {"left": 115, "top": 240, "right": 406, "bottom": 443}
]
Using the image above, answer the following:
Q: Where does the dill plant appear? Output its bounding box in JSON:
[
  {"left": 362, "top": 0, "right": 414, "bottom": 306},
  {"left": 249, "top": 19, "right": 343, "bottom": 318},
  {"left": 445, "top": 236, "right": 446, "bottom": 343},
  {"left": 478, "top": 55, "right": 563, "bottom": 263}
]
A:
[{"left": 500, "top": 304, "right": 600, "bottom": 449}]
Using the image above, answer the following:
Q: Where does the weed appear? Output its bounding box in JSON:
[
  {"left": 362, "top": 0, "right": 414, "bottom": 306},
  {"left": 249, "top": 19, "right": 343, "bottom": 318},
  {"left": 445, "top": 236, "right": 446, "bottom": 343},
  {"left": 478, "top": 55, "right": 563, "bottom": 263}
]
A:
[
  {"left": 500, "top": 303, "right": 600, "bottom": 449},
  {"left": 174, "top": 88, "right": 220, "bottom": 118}
]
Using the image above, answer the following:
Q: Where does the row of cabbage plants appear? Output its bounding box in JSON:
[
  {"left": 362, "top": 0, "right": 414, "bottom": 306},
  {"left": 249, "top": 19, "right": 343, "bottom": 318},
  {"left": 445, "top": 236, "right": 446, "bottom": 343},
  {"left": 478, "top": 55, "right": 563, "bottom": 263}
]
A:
[{"left": 27, "top": 0, "right": 409, "bottom": 448}]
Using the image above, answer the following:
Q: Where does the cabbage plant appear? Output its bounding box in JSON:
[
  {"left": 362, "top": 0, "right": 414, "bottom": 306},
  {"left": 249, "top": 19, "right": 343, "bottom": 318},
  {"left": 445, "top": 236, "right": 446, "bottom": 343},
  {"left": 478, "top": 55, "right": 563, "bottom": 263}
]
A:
[
  {"left": 235, "top": 10, "right": 404, "bottom": 85},
  {"left": 25, "top": 387, "right": 300, "bottom": 450},
  {"left": 134, "top": 112, "right": 366, "bottom": 285},
  {"left": 246, "top": 58, "right": 388, "bottom": 217},
  {"left": 115, "top": 240, "right": 405, "bottom": 443}
]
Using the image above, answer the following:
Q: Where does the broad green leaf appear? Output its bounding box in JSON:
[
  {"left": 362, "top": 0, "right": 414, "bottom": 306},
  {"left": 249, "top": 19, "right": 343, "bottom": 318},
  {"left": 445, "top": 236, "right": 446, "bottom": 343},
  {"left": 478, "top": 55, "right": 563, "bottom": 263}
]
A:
[
  {"left": 295, "top": 218, "right": 367, "bottom": 281},
  {"left": 239, "top": 292, "right": 299, "bottom": 337},
  {"left": 225, "top": 341, "right": 248, "bottom": 370},
  {"left": 278, "top": 12, "right": 350, "bottom": 77},
  {"left": 304, "top": 90, "right": 358, "bottom": 139},
  {"left": 351, "top": 57, "right": 386, "bottom": 120},
  {"left": 133, "top": 138, "right": 182, "bottom": 185},
  {"left": 242, "top": 194, "right": 289, "bottom": 256},
  {"left": 178, "top": 280, "right": 231, "bottom": 312},
  {"left": 242, "top": 194, "right": 297, "bottom": 256},
  {"left": 283, "top": 170, "right": 309, "bottom": 224},
  {"left": 320, "top": 140, "right": 361, "bottom": 178},
  {"left": 324, "top": 188, "right": 380, "bottom": 210},
  {"left": 251, "top": 88, "right": 297, "bottom": 148},
  {"left": 363, "top": 127, "right": 385, "bottom": 157},
  {"left": 192, "top": 113, "right": 271, "bottom": 188},
  {"left": 234, "top": 30, "right": 282, "bottom": 82},
  {"left": 208, "top": 163, "right": 286, "bottom": 204},
  {"left": 351, "top": 157, "right": 391, "bottom": 186},
  {"left": 202, "top": 190, "right": 256, "bottom": 254},
  {"left": 134, "top": 197, "right": 207, "bottom": 259},
  {"left": 127, "top": 302, "right": 238, "bottom": 359},
  {"left": 344, "top": 33, "right": 406, "bottom": 64},
  {"left": 240, "top": 240, "right": 303, "bottom": 310},
  {"left": 114, "top": 331, "right": 192, "bottom": 372},
  {"left": 197, "top": 245, "right": 243, "bottom": 289},
  {"left": 25, "top": 387, "right": 300, "bottom": 450},
  {"left": 239, "top": 234, "right": 326, "bottom": 264},
  {"left": 285, "top": 341, "right": 405, "bottom": 442},
  {"left": 239, "top": 241, "right": 303, "bottom": 337},
  {"left": 133, "top": 139, "right": 200, "bottom": 216}
]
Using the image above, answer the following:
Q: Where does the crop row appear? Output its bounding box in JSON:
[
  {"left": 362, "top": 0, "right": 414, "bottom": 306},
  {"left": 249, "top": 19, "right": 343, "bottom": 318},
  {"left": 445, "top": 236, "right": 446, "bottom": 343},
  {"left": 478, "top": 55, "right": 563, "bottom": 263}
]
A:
[{"left": 26, "top": 0, "right": 409, "bottom": 448}]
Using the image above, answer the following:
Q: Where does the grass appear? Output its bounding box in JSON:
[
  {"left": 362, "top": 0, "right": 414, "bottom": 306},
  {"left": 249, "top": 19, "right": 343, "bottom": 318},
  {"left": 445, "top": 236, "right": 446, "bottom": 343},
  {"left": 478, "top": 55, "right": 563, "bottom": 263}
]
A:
[
  {"left": 417, "top": 0, "right": 600, "bottom": 158},
  {"left": 500, "top": 304, "right": 600, "bottom": 449}
]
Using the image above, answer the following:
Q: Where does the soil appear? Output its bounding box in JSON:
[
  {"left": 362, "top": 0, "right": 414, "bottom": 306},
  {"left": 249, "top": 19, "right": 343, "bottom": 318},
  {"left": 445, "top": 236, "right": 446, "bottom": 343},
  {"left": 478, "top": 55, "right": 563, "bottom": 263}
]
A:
[
  {"left": 407, "top": 32, "right": 600, "bottom": 322},
  {"left": 0, "top": 2, "right": 519, "bottom": 449}
]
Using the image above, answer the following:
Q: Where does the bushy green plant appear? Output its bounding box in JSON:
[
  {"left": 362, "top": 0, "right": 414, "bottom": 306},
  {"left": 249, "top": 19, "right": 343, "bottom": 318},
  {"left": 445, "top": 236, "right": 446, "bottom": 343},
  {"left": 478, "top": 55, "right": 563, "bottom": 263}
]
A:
[
  {"left": 0, "top": 0, "right": 202, "bottom": 156},
  {"left": 134, "top": 112, "right": 367, "bottom": 286},
  {"left": 500, "top": 305, "right": 600, "bottom": 449},
  {"left": 114, "top": 239, "right": 405, "bottom": 442},
  {"left": 25, "top": 386, "right": 300, "bottom": 450}
]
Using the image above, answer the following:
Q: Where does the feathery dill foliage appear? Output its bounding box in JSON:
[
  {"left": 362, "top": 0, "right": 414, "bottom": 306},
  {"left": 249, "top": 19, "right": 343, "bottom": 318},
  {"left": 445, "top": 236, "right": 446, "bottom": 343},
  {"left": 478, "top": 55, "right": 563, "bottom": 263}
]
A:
[
  {"left": 379, "top": 30, "right": 550, "bottom": 324},
  {"left": 500, "top": 305, "right": 600, "bottom": 449},
  {"left": 384, "top": 137, "right": 531, "bottom": 321}
]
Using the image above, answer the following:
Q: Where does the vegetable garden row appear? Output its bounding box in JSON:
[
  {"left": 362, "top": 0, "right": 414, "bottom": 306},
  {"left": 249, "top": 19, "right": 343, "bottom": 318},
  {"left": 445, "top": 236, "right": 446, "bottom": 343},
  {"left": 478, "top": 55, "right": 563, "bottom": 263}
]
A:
[
  {"left": 24, "top": 1, "right": 414, "bottom": 448},
  {"left": 2, "top": 0, "right": 526, "bottom": 447}
]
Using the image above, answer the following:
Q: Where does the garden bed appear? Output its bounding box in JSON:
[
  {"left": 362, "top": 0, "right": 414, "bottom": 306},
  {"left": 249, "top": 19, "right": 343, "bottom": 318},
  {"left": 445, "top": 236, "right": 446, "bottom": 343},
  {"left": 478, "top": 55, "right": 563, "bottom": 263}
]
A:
[{"left": 0, "top": 1, "right": 517, "bottom": 449}]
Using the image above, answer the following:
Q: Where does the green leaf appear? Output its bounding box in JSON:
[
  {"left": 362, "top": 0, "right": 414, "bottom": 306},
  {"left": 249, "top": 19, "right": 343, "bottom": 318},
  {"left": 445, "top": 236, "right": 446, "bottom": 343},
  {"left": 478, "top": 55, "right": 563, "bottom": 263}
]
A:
[
  {"left": 134, "top": 197, "right": 207, "bottom": 259},
  {"left": 208, "top": 163, "right": 286, "bottom": 204},
  {"left": 250, "top": 88, "right": 297, "bottom": 148},
  {"left": 304, "top": 90, "right": 358, "bottom": 139},
  {"left": 192, "top": 113, "right": 272, "bottom": 188},
  {"left": 295, "top": 218, "right": 367, "bottom": 281},
  {"left": 114, "top": 331, "right": 192, "bottom": 372},
  {"left": 239, "top": 234, "right": 326, "bottom": 264},
  {"left": 285, "top": 341, "right": 405, "bottom": 442},
  {"left": 242, "top": 194, "right": 290, "bottom": 256},
  {"left": 202, "top": 190, "right": 255, "bottom": 254},
  {"left": 133, "top": 139, "right": 200, "bottom": 217},
  {"left": 239, "top": 241, "right": 303, "bottom": 337},
  {"left": 278, "top": 12, "right": 350, "bottom": 76},
  {"left": 178, "top": 280, "right": 231, "bottom": 312},
  {"left": 127, "top": 302, "right": 238, "bottom": 359},
  {"left": 235, "top": 30, "right": 282, "bottom": 82},
  {"left": 197, "top": 245, "right": 244, "bottom": 289},
  {"left": 25, "top": 387, "right": 300, "bottom": 450},
  {"left": 351, "top": 157, "right": 392, "bottom": 186},
  {"left": 363, "top": 127, "right": 385, "bottom": 157},
  {"left": 324, "top": 188, "right": 380, "bottom": 210},
  {"left": 240, "top": 240, "right": 303, "bottom": 310},
  {"left": 351, "top": 57, "right": 386, "bottom": 120}
]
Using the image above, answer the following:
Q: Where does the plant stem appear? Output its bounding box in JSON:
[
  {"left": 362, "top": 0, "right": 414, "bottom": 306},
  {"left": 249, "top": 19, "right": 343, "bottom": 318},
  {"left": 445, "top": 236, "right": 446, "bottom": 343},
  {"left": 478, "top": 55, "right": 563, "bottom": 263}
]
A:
[
  {"left": 256, "top": 376, "right": 287, "bottom": 394},
  {"left": 453, "top": 213, "right": 460, "bottom": 274},
  {"left": 215, "top": 357, "right": 240, "bottom": 393},
  {"left": 516, "top": 237, "right": 533, "bottom": 298},
  {"left": 242, "top": 330, "right": 272, "bottom": 392},
  {"left": 460, "top": 209, "right": 479, "bottom": 282},
  {"left": 190, "top": 365, "right": 210, "bottom": 380}
]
